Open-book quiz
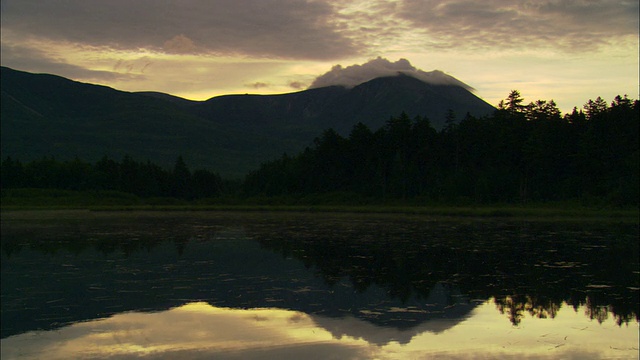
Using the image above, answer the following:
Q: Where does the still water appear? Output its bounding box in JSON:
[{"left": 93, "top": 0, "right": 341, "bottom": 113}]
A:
[{"left": 1, "top": 210, "right": 638, "bottom": 359}]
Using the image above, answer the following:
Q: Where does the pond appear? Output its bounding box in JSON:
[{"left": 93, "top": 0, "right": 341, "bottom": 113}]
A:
[{"left": 1, "top": 210, "right": 638, "bottom": 359}]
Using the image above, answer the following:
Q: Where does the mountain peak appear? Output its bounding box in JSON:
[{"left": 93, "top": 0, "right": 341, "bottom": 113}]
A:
[
  {"left": 1, "top": 66, "right": 494, "bottom": 177},
  {"left": 308, "top": 57, "right": 474, "bottom": 92}
]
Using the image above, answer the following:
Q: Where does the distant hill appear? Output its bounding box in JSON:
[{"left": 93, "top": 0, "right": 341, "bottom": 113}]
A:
[{"left": 1, "top": 66, "right": 494, "bottom": 177}]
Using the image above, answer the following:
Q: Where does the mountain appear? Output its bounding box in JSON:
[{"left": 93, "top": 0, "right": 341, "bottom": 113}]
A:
[
  {"left": 0, "top": 67, "right": 270, "bottom": 178},
  {"left": 1, "top": 67, "right": 494, "bottom": 177}
]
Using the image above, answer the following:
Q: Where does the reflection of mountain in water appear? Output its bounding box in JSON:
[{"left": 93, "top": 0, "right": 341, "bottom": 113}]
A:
[
  {"left": 251, "top": 216, "right": 639, "bottom": 327},
  {"left": 1, "top": 228, "right": 476, "bottom": 340},
  {"left": 310, "top": 282, "right": 475, "bottom": 346},
  {"left": 1, "top": 213, "right": 638, "bottom": 340}
]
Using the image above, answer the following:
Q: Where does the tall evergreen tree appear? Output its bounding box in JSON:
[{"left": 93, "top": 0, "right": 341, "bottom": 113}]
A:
[{"left": 171, "top": 156, "right": 192, "bottom": 199}]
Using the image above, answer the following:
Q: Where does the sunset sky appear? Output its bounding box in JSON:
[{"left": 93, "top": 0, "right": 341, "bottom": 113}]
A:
[{"left": 1, "top": 0, "right": 638, "bottom": 113}]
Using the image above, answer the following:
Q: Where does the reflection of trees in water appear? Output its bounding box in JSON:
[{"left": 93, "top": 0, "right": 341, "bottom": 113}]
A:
[
  {"left": 584, "top": 297, "right": 611, "bottom": 324},
  {"left": 493, "top": 291, "right": 621, "bottom": 326},
  {"left": 252, "top": 220, "right": 639, "bottom": 326},
  {"left": 494, "top": 295, "right": 560, "bottom": 326},
  {"left": 2, "top": 218, "right": 638, "bottom": 326}
]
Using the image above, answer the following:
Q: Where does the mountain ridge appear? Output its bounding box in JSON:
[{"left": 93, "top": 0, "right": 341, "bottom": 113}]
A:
[{"left": 1, "top": 66, "right": 495, "bottom": 177}]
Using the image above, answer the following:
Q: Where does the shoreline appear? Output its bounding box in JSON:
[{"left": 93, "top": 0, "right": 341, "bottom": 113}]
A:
[{"left": 2, "top": 204, "right": 638, "bottom": 223}]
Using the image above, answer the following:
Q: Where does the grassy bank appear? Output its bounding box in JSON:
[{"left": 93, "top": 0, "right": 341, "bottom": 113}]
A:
[
  {"left": 1, "top": 188, "right": 638, "bottom": 221},
  {"left": 90, "top": 204, "right": 638, "bottom": 221}
]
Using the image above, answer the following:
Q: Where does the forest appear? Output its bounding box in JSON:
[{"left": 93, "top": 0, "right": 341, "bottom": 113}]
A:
[
  {"left": 1, "top": 91, "right": 638, "bottom": 206},
  {"left": 245, "top": 92, "right": 638, "bottom": 205}
]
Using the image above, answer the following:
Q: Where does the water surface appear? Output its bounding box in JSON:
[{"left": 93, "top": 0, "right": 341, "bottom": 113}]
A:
[{"left": 1, "top": 210, "right": 638, "bottom": 359}]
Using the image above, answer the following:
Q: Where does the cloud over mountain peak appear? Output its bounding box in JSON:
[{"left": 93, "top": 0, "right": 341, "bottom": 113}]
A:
[{"left": 309, "top": 57, "right": 474, "bottom": 91}]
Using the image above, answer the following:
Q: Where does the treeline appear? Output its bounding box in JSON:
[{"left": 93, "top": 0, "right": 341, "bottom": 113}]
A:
[
  {"left": 244, "top": 92, "right": 639, "bottom": 205},
  {"left": 1, "top": 92, "right": 638, "bottom": 206},
  {"left": 0, "top": 155, "right": 224, "bottom": 200}
]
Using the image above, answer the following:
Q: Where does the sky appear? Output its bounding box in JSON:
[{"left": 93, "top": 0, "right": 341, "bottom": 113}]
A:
[{"left": 1, "top": 0, "right": 638, "bottom": 113}]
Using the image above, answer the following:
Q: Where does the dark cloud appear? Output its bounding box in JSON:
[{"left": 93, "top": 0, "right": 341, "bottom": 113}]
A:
[
  {"left": 396, "top": 0, "right": 639, "bottom": 50},
  {"left": 0, "top": 0, "right": 361, "bottom": 60},
  {"left": 2, "top": 0, "right": 635, "bottom": 63},
  {"left": 309, "top": 57, "right": 473, "bottom": 90}
]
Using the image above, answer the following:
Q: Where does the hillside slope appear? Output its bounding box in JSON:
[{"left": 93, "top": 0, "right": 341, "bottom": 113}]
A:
[{"left": 1, "top": 67, "right": 494, "bottom": 177}]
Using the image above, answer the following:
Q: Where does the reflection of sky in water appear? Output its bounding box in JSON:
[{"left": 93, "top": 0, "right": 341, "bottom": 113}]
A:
[
  {"left": 2, "top": 212, "right": 638, "bottom": 358},
  {"left": 2, "top": 300, "right": 637, "bottom": 359}
]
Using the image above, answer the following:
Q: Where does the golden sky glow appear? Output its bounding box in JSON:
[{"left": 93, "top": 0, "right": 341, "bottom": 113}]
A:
[
  {"left": 1, "top": 300, "right": 637, "bottom": 359},
  {"left": 1, "top": 0, "right": 638, "bottom": 112}
]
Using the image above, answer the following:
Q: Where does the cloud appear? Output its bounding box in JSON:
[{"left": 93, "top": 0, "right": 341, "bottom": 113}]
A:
[
  {"left": 0, "top": 0, "right": 361, "bottom": 60},
  {"left": 308, "top": 57, "right": 474, "bottom": 90},
  {"left": 112, "top": 57, "right": 154, "bottom": 74},
  {"left": 322, "top": 0, "right": 639, "bottom": 56},
  {"left": 163, "top": 34, "right": 198, "bottom": 54},
  {"left": 396, "top": 0, "right": 640, "bottom": 51},
  {"left": 0, "top": 42, "right": 143, "bottom": 82},
  {"left": 248, "top": 82, "right": 270, "bottom": 89},
  {"left": 1, "top": 0, "right": 635, "bottom": 105},
  {"left": 288, "top": 81, "right": 306, "bottom": 90},
  {"left": 2, "top": 0, "right": 636, "bottom": 64}
]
